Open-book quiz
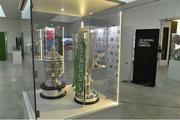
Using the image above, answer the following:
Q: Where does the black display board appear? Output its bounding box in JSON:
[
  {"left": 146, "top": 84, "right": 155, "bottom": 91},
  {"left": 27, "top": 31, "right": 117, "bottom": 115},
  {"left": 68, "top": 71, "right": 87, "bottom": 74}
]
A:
[{"left": 132, "top": 29, "right": 159, "bottom": 87}]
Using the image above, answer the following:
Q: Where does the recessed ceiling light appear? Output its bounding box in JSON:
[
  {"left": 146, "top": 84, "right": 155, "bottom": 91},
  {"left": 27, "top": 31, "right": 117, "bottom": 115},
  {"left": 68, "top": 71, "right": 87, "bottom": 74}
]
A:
[
  {"left": 0, "top": 4, "right": 6, "bottom": 17},
  {"left": 118, "top": 0, "right": 136, "bottom": 3},
  {"left": 61, "top": 8, "right": 64, "bottom": 12},
  {"left": 90, "top": 12, "right": 93, "bottom": 15}
]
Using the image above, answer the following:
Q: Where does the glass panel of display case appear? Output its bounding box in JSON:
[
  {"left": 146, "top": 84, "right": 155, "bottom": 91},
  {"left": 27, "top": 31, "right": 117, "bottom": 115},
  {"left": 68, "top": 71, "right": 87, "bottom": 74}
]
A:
[
  {"left": 171, "top": 34, "right": 180, "bottom": 61},
  {"left": 21, "top": 0, "right": 36, "bottom": 119},
  {"left": 29, "top": 0, "right": 122, "bottom": 119}
]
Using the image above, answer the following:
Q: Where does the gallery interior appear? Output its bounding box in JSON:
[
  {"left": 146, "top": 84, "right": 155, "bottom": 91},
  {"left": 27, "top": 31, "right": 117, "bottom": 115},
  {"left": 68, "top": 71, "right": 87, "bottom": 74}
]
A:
[{"left": 0, "top": 0, "right": 180, "bottom": 119}]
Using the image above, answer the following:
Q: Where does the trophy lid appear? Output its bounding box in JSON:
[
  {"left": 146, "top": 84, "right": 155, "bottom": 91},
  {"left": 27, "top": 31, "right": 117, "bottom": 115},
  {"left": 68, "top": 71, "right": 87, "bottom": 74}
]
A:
[{"left": 44, "top": 46, "right": 63, "bottom": 62}]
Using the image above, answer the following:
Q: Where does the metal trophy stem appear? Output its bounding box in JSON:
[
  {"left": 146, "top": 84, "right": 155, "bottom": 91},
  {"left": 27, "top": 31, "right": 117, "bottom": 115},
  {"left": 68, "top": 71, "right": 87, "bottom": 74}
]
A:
[
  {"left": 73, "top": 27, "right": 99, "bottom": 105},
  {"left": 40, "top": 47, "right": 66, "bottom": 99}
]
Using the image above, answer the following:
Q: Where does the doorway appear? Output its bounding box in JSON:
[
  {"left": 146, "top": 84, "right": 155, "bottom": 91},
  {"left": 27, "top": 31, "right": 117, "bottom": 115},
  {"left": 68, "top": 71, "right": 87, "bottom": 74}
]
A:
[
  {"left": 0, "top": 32, "right": 7, "bottom": 61},
  {"left": 159, "top": 20, "right": 178, "bottom": 66},
  {"left": 166, "top": 18, "right": 180, "bottom": 82}
]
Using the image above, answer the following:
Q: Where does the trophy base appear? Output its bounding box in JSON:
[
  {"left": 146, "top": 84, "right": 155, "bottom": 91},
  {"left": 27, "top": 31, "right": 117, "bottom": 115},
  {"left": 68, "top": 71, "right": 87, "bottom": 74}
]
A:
[
  {"left": 40, "top": 82, "right": 66, "bottom": 99},
  {"left": 74, "top": 91, "right": 99, "bottom": 105},
  {"left": 94, "top": 64, "right": 107, "bottom": 69}
]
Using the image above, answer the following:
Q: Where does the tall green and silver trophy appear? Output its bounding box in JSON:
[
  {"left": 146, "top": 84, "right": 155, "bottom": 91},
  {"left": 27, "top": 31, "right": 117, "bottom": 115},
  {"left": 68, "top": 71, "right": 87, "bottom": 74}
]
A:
[{"left": 73, "top": 27, "right": 99, "bottom": 105}]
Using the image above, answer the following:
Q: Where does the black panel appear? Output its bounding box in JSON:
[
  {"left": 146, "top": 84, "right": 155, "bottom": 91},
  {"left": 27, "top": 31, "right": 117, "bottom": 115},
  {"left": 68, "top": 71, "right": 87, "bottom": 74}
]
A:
[
  {"left": 161, "top": 27, "right": 169, "bottom": 60},
  {"left": 132, "top": 29, "right": 159, "bottom": 87},
  {"left": 21, "top": 33, "right": 25, "bottom": 60},
  {"left": 16, "top": 37, "right": 21, "bottom": 50}
]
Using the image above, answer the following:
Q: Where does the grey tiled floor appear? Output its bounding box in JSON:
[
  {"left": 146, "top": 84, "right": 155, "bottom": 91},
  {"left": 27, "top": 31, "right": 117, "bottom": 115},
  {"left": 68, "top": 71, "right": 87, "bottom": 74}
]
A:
[
  {"left": 1, "top": 56, "right": 180, "bottom": 119},
  {"left": 0, "top": 55, "right": 34, "bottom": 119},
  {"left": 78, "top": 66, "right": 180, "bottom": 119},
  {"left": 0, "top": 58, "right": 25, "bottom": 119}
]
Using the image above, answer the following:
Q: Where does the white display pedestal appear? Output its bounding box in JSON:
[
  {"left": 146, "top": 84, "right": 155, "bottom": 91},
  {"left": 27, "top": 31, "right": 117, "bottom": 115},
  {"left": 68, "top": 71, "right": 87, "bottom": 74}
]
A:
[
  {"left": 13, "top": 50, "right": 22, "bottom": 64},
  {"left": 168, "top": 60, "right": 180, "bottom": 81},
  {"left": 23, "top": 85, "right": 117, "bottom": 120}
]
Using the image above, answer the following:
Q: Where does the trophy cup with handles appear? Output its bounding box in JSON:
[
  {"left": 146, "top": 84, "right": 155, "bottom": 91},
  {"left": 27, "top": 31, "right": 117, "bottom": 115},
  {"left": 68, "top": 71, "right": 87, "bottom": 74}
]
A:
[{"left": 40, "top": 27, "right": 66, "bottom": 99}]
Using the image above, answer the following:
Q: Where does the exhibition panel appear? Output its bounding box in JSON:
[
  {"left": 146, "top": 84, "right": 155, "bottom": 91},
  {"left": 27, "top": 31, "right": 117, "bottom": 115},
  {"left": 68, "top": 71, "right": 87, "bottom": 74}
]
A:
[
  {"left": 132, "top": 29, "right": 160, "bottom": 87},
  {"left": 23, "top": 0, "right": 122, "bottom": 119},
  {"left": 91, "top": 27, "right": 108, "bottom": 68},
  {"left": 91, "top": 26, "right": 121, "bottom": 101}
]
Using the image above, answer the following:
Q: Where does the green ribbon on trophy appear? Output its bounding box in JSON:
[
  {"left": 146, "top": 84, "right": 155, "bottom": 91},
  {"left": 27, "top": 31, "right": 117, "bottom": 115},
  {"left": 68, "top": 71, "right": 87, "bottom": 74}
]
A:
[
  {"left": 73, "top": 27, "right": 99, "bottom": 105},
  {"left": 73, "top": 38, "right": 86, "bottom": 94}
]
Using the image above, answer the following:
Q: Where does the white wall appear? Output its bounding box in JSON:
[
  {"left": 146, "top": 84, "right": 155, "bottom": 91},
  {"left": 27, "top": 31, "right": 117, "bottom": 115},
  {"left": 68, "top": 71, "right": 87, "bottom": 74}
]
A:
[
  {"left": 123, "top": 0, "right": 180, "bottom": 29},
  {"left": 67, "top": 12, "right": 120, "bottom": 37},
  {"left": 0, "top": 18, "right": 21, "bottom": 54},
  {"left": 0, "top": 18, "right": 31, "bottom": 54},
  {"left": 67, "top": 20, "right": 81, "bottom": 37},
  {"left": 22, "top": 0, "right": 31, "bottom": 19},
  {"left": 21, "top": 20, "right": 32, "bottom": 54},
  {"left": 120, "top": 25, "right": 135, "bottom": 81}
]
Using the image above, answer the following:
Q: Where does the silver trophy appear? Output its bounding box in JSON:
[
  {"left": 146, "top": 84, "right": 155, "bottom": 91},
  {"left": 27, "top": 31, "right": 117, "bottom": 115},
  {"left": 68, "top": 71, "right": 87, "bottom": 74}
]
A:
[
  {"left": 40, "top": 46, "right": 66, "bottom": 99},
  {"left": 73, "top": 27, "right": 99, "bottom": 105}
]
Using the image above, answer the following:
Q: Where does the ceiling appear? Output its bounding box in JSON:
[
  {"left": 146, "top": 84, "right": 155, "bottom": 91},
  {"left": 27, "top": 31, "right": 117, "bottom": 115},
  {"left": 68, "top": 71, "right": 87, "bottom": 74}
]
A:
[
  {"left": 32, "top": 0, "right": 120, "bottom": 17},
  {"left": 33, "top": 12, "right": 57, "bottom": 22},
  {"left": 0, "top": 0, "right": 164, "bottom": 21},
  {"left": 0, "top": 0, "right": 20, "bottom": 19},
  {"left": 50, "top": 15, "right": 80, "bottom": 23}
]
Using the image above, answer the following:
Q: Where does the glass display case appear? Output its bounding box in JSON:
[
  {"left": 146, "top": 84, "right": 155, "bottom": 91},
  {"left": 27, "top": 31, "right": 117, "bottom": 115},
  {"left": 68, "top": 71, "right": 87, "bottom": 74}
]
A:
[
  {"left": 171, "top": 34, "right": 180, "bottom": 61},
  {"left": 167, "top": 32, "right": 180, "bottom": 84},
  {"left": 21, "top": 0, "right": 36, "bottom": 119},
  {"left": 32, "top": 26, "right": 121, "bottom": 119},
  {"left": 23, "top": 0, "right": 123, "bottom": 119}
]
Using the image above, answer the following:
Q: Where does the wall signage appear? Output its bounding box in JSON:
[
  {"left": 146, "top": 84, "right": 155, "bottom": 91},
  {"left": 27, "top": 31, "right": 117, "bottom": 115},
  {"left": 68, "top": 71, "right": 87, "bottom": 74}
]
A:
[
  {"left": 132, "top": 29, "right": 159, "bottom": 87},
  {"left": 138, "top": 39, "right": 154, "bottom": 47}
]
